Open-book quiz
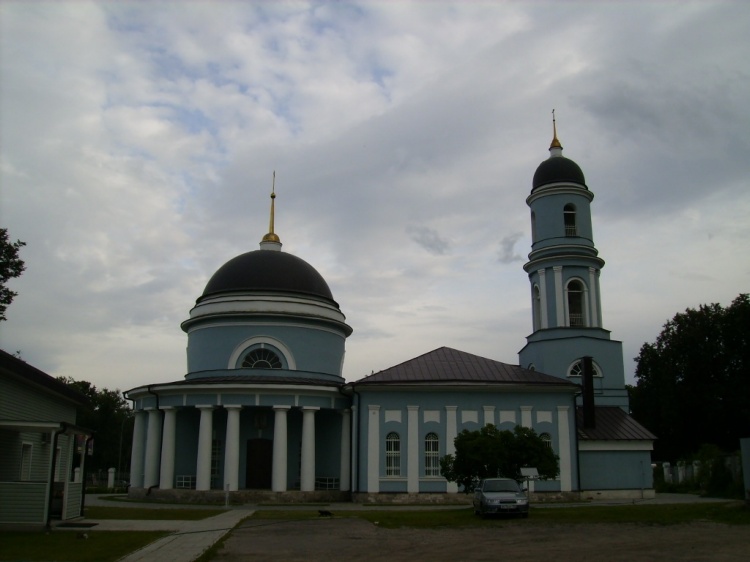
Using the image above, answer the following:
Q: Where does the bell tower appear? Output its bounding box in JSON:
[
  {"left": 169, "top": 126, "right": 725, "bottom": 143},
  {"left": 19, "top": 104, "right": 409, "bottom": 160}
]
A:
[{"left": 518, "top": 114, "right": 628, "bottom": 409}]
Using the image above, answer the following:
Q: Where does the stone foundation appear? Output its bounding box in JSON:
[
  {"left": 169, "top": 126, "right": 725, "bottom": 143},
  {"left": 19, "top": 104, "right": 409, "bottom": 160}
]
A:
[
  {"left": 351, "top": 492, "right": 472, "bottom": 505},
  {"left": 579, "top": 488, "right": 656, "bottom": 501},
  {"left": 529, "top": 491, "right": 582, "bottom": 503},
  {"left": 127, "top": 487, "right": 351, "bottom": 504},
  {"left": 351, "top": 491, "right": 582, "bottom": 504},
  {"left": 127, "top": 487, "right": 654, "bottom": 505}
]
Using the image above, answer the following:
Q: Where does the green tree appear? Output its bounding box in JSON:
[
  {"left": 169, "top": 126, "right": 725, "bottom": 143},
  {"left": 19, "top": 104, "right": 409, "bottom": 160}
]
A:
[
  {"left": 440, "top": 424, "right": 558, "bottom": 491},
  {"left": 630, "top": 294, "right": 750, "bottom": 461},
  {"left": 57, "top": 377, "right": 133, "bottom": 476},
  {"left": 0, "top": 228, "right": 26, "bottom": 321}
]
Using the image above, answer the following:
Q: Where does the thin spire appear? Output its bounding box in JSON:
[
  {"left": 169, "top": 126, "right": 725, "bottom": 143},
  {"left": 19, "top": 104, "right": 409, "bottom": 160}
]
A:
[
  {"left": 261, "top": 171, "right": 281, "bottom": 246},
  {"left": 550, "top": 109, "right": 562, "bottom": 150}
]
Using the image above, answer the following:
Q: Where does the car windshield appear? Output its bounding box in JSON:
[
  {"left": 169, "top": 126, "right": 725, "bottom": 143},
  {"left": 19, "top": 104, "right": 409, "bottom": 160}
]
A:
[{"left": 483, "top": 480, "right": 520, "bottom": 492}]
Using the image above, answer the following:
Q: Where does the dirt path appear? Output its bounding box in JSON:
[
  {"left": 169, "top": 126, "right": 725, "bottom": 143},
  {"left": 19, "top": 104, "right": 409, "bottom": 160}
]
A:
[{"left": 211, "top": 517, "right": 749, "bottom": 561}]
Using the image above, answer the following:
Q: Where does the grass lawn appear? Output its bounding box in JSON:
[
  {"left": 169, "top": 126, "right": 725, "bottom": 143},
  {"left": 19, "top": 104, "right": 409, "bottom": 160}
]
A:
[
  {"left": 84, "top": 506, "right": 223, "bottom": 520},
  {"left": 0, "top": 531, "right": 169, "bottom": 562},
  {"left": 250, "top": 501, "right": 750, "bottom": 528}
]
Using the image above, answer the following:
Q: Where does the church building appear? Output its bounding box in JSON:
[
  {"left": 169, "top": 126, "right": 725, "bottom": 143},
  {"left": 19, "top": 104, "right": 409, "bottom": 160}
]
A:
[{"left": 125, "top": 123, "right": 655, "bottom": 502}]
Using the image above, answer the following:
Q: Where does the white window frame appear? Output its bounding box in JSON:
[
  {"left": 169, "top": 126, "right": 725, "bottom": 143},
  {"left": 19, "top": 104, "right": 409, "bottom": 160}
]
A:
[
  {"left": 564, "top": 203, "right": 577, "bottom": 236},
  {"left": 565, "top": 278, "right": 589, "bottom": 327},
  {"left": 385, "top": 432, "right": 401, "bottom": 477},
  {"left": 20, "top": 442, "right": 33, "bottom": 481},
  {"left": 424, "top": 433, "right": 440, "bottom": 477}
]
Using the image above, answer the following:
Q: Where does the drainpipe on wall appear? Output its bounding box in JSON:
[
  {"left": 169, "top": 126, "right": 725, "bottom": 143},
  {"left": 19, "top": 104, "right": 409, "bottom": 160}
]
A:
[
  {"left": 349, "top": 384, "right": 362, "bottom": 494},
  {"left": 123, "top": 391, "right": 138, "bottom": 490},
  {"left": 582, "top": 356, "right": 596, "bottom": 429},
  {"left": 79, "top": 433, "right": 95, "bottom": 517},
  {"left": 45, "top": 422, "right": 67, "bottom": 531},
  {"left": 144, "top": 385, "right": 161, "bottom": 495},
  {"left": 338, "top": 383, "right": 358, "bottom": 495},
  {"left": 573, "top": 391, "right": 582, "bottom": 494},
  {"left": 145, "top": 384, "right": 160, "bottom": 411}
]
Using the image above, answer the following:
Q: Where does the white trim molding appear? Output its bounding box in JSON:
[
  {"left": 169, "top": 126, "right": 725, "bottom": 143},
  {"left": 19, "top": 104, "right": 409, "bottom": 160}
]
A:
[{"left": 228, "top": 335, "right": 297, "bottom": 370}]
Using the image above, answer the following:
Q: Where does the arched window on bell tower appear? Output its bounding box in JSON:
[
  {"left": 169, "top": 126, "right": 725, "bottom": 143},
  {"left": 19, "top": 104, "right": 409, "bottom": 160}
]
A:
[
  {"left": 566, "top": 279, "right": 587, "bottom": 327},
  {"left": 564, "top": 204, "right": 577, "bottom": 237},
  {"left": 531, "top": 211, "right": 537, "bottom": 243},
  {"left": 533, "top": 284, "right": 541, "bottom": 331}
]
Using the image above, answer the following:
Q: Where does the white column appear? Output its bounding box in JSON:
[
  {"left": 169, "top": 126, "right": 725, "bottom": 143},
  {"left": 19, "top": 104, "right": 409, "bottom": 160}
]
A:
[
  {"left": 367, "top": 405, "right": 380, "bottom": 493},
  {"left": 272, "top": 406, "right": 290, "bottom": 492},
  {"left": 557, "top": 406, "right": 572, "bottom": 492},
  {"left": 407, "top": 405, "right": 419, "bottom": 493},
  {"left": 129, "top": 411, "right": 146, "bottom": 488},
  {"left": 300, "top": 407, "right": 319, "bottom": 492},
  {"left": 595, "top": 269, "right": 603, "bottom": 326},
  {"left": 339, "top": 409, "right": 351, "bottom": 491},
  {"left": 143, "top": 408, "right": 162, "bottom": 488},
  {"left": 159, "top": 407, "right": 176, "bottom": 490},
  {"left": 538, "top": 268, "right": 549, "bottom": 329},
  {"left": 196, "top": 405, "right": 214, "bottom": 491},
  {"left": 224, "top": 406, "right": 242, "bottom": 492},
  {"left": 445, "top": 406, "right": 458, "bottom": 493},
  {"left": 520, "top": 406, "right": 533, "bottom": 428},
  {"left": 483, "top": 406, "right": 495, "bottom": 426},
  {"left": 554, "top": 266, "right": 564, "bottom": 327},
  {"left": 588, "top": 267, "right": 599, "bottom": 328}
]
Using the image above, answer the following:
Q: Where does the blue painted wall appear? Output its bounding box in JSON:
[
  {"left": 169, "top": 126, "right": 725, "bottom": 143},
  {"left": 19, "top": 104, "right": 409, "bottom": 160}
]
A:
[
  {"left": 354, "top": 388, "right": 578, "bottom": 493},
  {"left": 579, "top": 450, "right": 653, "bottom": 490},
  {"left": 186, "top": 322, "right": 346, "bottom": 376}
]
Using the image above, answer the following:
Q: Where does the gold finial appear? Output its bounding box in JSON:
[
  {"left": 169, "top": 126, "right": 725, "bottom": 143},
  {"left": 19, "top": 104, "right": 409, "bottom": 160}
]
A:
[
  {"left": 550, "top": 109, "right": 562, "bottom": 149},
  {"left": 261, "top": 171, "right": 281, "bottom": 243}
]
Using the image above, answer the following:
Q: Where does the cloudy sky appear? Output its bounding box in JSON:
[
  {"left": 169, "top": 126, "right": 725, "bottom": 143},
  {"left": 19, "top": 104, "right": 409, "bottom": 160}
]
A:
[{"left": 1, "top": 1, "right": 748, "bottom": 394}]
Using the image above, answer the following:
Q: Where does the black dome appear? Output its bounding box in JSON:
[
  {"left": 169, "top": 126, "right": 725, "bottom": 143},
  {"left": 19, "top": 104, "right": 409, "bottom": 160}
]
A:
[
  {"left": 201, "top": 250, "right": 335, "bottom": 302},
  {"left": 532, "top": 156, "right": 586, "bottom": 191}
]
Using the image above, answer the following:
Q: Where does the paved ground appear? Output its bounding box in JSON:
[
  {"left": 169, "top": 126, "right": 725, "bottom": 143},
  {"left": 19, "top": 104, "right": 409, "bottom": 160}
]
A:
[{"left": 58, "top": 493, "right": 738, "bottom": 562}]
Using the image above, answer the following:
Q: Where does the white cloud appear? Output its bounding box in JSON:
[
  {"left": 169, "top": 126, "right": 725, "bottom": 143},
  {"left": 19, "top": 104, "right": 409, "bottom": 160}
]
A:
[{"left": 1, "top": 1, "right": 748, "bottom": 391}]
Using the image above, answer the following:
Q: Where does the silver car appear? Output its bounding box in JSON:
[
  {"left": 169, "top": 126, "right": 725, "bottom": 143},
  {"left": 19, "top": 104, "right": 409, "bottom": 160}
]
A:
[{"left": 472, "top": 477, "right": 529, "bottom": 517}]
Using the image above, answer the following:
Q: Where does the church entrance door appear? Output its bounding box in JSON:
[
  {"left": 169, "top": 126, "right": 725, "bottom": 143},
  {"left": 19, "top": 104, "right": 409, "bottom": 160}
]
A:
[{"left": 246, "top": 438, "right": 273, "bottom": 489}]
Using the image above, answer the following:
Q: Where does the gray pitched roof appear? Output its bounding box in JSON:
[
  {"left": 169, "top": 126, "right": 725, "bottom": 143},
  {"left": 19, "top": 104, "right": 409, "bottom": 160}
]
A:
[
  {"left": 352, "top": 347, "right": 578, "bottom": 388},
  {"left": 577, "top": 406, "right": 657, "bottom": 441}
]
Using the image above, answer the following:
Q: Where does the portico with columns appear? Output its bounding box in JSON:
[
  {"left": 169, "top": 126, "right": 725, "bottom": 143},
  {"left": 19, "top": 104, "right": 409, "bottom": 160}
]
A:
[{"left": 127, "top": 397, "right": 351, "bottom": 495}]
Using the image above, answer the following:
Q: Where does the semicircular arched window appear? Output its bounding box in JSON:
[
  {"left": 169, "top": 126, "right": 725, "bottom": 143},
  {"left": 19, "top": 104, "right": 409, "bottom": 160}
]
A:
[
  {"left": 568, "top": 360, "right": 601, "bottom": 378},
  {"left": 242, "top": 348, "right": 282, "bottom": 369},
  {"left": 539, "top": 432, "right": 552, "bottom": 449}
]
